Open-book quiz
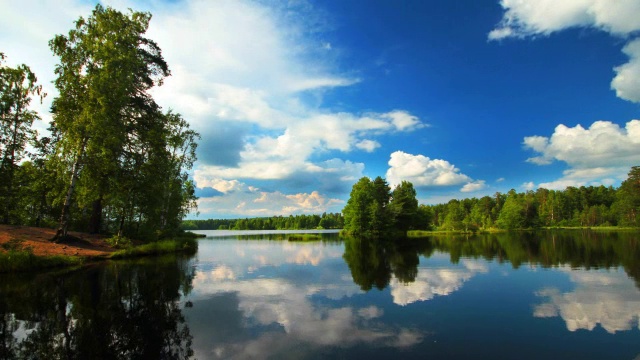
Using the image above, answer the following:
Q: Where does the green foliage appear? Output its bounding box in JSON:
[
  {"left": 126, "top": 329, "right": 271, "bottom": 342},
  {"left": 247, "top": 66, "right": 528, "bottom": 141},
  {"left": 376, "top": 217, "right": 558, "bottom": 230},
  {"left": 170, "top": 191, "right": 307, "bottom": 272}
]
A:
[
  {"left": 287, "top": 234, "right": 322, "bottom": 241},
  {"left": 0, "top": 53, "right": 45, "bottom": 224},
  {"left": 614, "top": 166, "right": 640, "bottom": 227},
  {"left": 341, "top": 166, "right": 638, "bottom": 233},
  {"left": 105, "top": 235, "right": 132, "bottom": 249},
  {"left": 388, "top": 180, "right": 419, "bottom": 232},
  {"left": 24, "top": 4, "right": 200, "bottom": 240},
  {"left": 0, "top": 249, "right": 82, "bottom": 273},
  {"left": 343, "top": 177, "right": 376, "bottom": 236},
  {"left": 110, "top": 237, "right": 197, "bottom": 259},
  {"left": 342, "top": 176, "right": 419, "bottom": 237}
]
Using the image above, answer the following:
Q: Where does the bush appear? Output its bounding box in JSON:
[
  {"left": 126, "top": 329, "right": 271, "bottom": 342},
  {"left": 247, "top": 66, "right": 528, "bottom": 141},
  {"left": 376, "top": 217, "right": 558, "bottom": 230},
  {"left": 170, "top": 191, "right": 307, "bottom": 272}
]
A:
[{"left": 106, "top": 235, "right": 132, "bottom": 249}]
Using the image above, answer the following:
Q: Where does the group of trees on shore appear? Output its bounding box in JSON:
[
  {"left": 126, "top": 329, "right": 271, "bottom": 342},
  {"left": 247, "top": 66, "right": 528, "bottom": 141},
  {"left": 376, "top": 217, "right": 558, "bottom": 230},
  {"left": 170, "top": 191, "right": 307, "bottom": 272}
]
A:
[
  {"left": 425, "top": 166, "right": 639, "bottom": 231},
  {"left": 0, "top": 5, "right": 198, "bottom": 241},
  {"left": 342, "top": 177, "right": 422, "bottom": 237},
  {"left": 342, "top": 167, "right": 640, "bottom": 237},
  {"left": 182, "top": 213, "right": 344, "bottom": 231},
  {"left": 184, "top": 167, "right": 639, "bottom": 237}
]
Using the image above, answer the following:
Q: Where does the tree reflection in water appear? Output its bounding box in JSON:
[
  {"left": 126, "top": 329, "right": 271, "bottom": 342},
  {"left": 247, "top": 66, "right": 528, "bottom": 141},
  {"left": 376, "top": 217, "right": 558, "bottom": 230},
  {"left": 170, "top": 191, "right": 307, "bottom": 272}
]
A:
[
  {"left": 0, "top": 255, "right": 195, "bottom": 359},
  {"left": 343, "top": 230, "right": 640, "bottom": 291}
]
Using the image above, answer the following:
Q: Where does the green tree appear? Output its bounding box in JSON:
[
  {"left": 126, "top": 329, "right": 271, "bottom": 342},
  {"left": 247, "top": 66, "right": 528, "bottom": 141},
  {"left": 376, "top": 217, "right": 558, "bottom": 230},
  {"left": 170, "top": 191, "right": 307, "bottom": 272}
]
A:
[
  {"left": 497, "top": 190, "right": 525, "bottom": 230},
  {"left": 442, "top": 200, "right": 464, "bottom": 230},
  {"left": 389, "top": 181, "right": 419, "bottom": 233},
  {"left": 0, "top": 53, "right": 45, "bottom": 224},
  {"left": 369, "top": 176, "right": 392, "bottom": 236},
  {"left": 614, "top": 166, "right": 640, "bottom": 227},
  {"left": 48, "top": 5, "right": 182, "bottom": 239},
  {"left": 342, "top": 177, "right": 374, "bottom": 236}
]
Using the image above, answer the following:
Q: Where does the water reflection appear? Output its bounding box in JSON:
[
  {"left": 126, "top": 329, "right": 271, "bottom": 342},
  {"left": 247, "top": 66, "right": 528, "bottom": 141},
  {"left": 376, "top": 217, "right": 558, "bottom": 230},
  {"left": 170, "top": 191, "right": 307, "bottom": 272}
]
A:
[
  {"left": 534, "top": 269, "right": 640, "bottom": 333},
  {"left": 188, "top": 240, "right": 422, "bottom": 359},
  {"left": 389, "top": 260, "right": 488, "bottom": 306},
  {"left": 2, "top": 231, "right": 640, "bottom": 359},
  {"left": 0, "top": 256, "right": 195, "bottom": 359},
  {"left": 343, "top": 231, "right": 640, "bottom": 292}
]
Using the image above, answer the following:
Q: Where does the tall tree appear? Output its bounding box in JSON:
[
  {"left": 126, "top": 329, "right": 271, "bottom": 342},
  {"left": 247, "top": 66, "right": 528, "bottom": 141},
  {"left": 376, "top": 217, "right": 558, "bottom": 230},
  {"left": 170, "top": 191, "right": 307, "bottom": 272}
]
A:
[
  {"left": 0, "top": 53, "right": 45, "bottom": 224},
  {"left": 49, "top": 5, "right": 170, "bottom": 239},
  {"left": 389, "top": 181, "right": 419, "bottom": 233},
  {"left": 342, "top": 177, "right": 374, "bottom": 236},
  {"left": 497, "top": 190, "right": 525, "bottom": 230},
  {"left": 614, "top": 166, "right": 640, "bottom": 227}
]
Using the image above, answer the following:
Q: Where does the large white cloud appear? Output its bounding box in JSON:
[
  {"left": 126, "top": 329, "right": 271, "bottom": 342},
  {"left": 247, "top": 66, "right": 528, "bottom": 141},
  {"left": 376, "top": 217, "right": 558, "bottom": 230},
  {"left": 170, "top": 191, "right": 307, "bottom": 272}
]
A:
[
  {"left": 197, "top": 184, "right": 344, "bottom": 217},
  {"left": 523, "top": 120, "right": 640, "bottom": 189},
  {"left": 0, "top": 0, "right": 425, "bottom": 217},
  {"left": 488, "top": 0, "right": 640, "bottom": 40},
  {"left": 612, "top": 38, "right": 640, "bottom": 102},
  {"left": 386, "top": 151, "right": 484, "bottom": 192},
  {"left": 490, "top": 0, "right": 640, "bottom": 104},
  {"left": 139, "top": 0, "right": 424, "bottom": 189}
]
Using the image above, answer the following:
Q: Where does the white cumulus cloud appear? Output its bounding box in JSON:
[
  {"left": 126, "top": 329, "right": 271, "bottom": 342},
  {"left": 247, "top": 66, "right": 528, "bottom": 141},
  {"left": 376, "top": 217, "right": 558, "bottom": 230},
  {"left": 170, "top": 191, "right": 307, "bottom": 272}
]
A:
[
  {"left": 490, "top": 0, "right": 640, "bottom": 104},
  {"left": 0, "top": 0, "right": 426, "bottom": 217},
  {"left": 612, "top": 38, "right": 640, "bottom": 103},
  {"left": 523, "top": 120, "right": 640, "bottom": 188},
  {"left": 489, "top": 0, "right": 640, "bottom": 40},
  {"left": 386, "top": 151, "right": 483, "bottom": 192},
  {"left": 197, "top": 183, "right": 344, "bottom": 217},
  {"left": 460, "top": 180, "right": 487, "bottom": 193}
]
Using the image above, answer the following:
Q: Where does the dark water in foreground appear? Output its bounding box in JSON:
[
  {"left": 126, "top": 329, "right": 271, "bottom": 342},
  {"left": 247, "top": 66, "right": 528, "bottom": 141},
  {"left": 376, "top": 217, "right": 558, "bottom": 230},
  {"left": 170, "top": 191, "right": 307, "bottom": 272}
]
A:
[{"left": 1, "top": 230, "right": 640, "bottom": 359}]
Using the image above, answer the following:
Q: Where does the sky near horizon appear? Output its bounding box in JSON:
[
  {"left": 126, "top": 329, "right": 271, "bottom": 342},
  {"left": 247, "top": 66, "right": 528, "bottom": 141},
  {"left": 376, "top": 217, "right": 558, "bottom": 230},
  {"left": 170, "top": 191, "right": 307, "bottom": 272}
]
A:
[{"left": 1, "top": 0, "right": 640, "bottom": 219}]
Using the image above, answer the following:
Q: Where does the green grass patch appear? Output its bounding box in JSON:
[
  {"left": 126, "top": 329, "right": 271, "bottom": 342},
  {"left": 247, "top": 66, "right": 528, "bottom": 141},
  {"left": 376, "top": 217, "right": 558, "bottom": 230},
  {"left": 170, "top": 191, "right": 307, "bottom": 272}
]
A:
[
  {"left": 407, "top": 230, "right": 477, "bottom": 237},
  {"left": 0, "top": 250, "right": 83, "bottom": 273},
  {"left": 110, "top": 237, "right": 198, "bottom": 259},
  {"left": 287, "top": 234, "right": 322, "bottom": 242}
]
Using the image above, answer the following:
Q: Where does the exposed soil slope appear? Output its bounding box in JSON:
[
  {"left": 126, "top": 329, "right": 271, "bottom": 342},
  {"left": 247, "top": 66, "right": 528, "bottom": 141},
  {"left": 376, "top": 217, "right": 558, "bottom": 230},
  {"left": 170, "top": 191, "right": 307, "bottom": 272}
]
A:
[{"left": 0, "top": 225, "right": 115, "bottom": 257}]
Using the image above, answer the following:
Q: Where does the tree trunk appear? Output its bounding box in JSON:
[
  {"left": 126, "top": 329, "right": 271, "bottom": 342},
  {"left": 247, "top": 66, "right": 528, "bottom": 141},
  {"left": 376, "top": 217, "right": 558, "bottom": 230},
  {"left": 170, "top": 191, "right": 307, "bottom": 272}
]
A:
[
  {"left": 53, "top": 138, "right": 86, "bottom": 242},
  {"left": 88, "top": 196, "right": 103, "bottom": 234}
]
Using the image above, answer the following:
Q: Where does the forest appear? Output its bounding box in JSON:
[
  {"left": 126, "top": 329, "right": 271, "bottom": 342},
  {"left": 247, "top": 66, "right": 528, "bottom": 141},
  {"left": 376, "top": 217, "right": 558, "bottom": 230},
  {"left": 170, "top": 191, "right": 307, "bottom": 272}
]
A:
[
  {"left": 185, "top": 167, "right": 639, "bottom": 236},
  {"left": 341, "top": 167, "right": 640, "bottom": 236},
  {"left": 422, "top": 166, "right": 640, "bottom": 231},
  {"left": 0, "top": 5, "right": 198, "bottom": 241}
]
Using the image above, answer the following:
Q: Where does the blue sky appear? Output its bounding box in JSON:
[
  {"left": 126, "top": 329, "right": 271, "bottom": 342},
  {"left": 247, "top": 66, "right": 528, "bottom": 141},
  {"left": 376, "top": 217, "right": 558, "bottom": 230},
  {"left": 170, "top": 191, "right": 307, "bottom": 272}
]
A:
[{"left": 2, "top": 0, "right": 640, "bottom": 218}]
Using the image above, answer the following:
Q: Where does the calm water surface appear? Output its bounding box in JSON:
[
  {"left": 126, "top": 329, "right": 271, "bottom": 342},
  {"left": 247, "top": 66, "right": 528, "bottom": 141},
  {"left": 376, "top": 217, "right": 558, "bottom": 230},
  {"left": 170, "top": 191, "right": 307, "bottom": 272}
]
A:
[{"left": 2, "top": 230, "right": 640, "bottom": 359}]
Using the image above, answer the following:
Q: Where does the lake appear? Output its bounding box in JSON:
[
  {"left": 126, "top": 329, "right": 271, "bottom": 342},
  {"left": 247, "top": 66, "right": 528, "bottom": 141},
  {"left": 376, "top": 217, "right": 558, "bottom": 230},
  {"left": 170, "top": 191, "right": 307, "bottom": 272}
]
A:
[{"left": 1, "top": 230, "right": 639, "bottom": 359}]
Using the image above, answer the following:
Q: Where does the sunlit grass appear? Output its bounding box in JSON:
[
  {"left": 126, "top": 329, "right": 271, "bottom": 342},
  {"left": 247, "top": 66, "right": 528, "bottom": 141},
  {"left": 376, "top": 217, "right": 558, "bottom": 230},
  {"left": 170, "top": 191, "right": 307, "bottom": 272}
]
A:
[
  {"left": 0, "top": 250, "right": 83, "bottom": 272},
  {"left": 110, "top": 237, "right": 198, "bottom": 259},
  {"left": 287, "top": 234, "right": 322, "bottom": 241}
]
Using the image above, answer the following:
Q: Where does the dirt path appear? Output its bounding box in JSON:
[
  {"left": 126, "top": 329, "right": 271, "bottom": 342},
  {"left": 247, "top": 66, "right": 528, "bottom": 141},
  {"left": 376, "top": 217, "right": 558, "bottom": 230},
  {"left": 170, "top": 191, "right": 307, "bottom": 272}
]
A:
[{"left": 0, "top": 225, "right": 115, "bottom": 257}]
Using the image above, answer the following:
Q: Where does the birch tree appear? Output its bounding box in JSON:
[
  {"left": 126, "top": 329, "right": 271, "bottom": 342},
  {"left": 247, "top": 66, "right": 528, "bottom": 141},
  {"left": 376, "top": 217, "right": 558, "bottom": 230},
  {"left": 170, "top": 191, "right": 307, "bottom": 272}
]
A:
[{"left": 49, "top": 5, "right": 169, "bottom": 239}]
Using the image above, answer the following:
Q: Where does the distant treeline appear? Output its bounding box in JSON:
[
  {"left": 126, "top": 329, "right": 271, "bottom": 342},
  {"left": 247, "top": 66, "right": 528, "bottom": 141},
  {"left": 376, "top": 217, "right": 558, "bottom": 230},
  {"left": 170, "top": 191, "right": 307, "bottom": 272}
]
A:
[
  {"left": 423, "top": 166, "right": 640, "bottom": 231},
  {"left": 182, "top": 212, "right": 344, "bottom": 230}
]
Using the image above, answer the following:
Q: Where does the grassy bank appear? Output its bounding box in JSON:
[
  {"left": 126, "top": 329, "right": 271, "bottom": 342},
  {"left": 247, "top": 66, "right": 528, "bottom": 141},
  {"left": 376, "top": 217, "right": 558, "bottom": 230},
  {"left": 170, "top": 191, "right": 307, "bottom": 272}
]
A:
[
  {"left": 110, "top": 237, "right": 198, "bottom": 259},
  {"left": 408, "top": 227, "right": 639, "bottom": 237},
  {"left": 287, "top": 234, "right": 322, "bottom": 242},
  {"left": 0, "top": 237, "right": 198, "bottom": 273},
  {"left": 0, "top": 250, "right": 84, "bottom": 273},
  {"left": 407, "top": 229, "right": 506, "bottom": 237}
]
